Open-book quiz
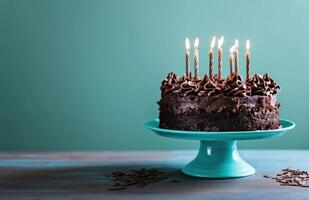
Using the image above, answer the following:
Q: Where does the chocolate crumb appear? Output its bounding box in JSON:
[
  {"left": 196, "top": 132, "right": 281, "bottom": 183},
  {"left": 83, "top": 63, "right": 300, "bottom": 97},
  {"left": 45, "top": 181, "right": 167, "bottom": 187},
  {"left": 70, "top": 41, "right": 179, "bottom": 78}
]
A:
[
  {"left": 106, "top": 168, "right": 169, "bottom": 191},
  {"left": 264, "top": 168, "right": 309, "bottom": 188},
  {"left": 108, "top": 187, "right": 126, "bottom": 191}
]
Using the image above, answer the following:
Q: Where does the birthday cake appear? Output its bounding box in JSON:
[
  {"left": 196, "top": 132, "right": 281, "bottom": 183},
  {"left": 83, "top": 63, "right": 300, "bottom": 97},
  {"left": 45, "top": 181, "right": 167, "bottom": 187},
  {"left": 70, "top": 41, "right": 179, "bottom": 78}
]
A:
[{"left": 158, "top": 37, "right": 281, "bottom": 131}]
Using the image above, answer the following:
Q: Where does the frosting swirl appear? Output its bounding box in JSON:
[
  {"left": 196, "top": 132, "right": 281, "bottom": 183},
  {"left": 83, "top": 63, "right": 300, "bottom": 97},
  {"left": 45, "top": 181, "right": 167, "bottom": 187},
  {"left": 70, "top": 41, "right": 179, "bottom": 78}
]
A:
[
  {"left": 160, "top": 72, "right": 280, "bottom": 97},
  {"left": 223, "top": 74, "right": 247, "bottom": 97},
  {"left": 213, "top": 74, "right": 225, "bottom": 88},
  {"left": 198, "top": 75, "right": 221, "bottom": 96},
  {"left": 247, "top": 73, "right": 280, "bottom": 96},
  {"left": 263, "top": 73, "right": 280, "bottom": 94},
  {"left": 178, "top": 79, "right": 199, "bottom": 96},
  {"left": 161, "top": 72, "right": 180, "bottom": 94}
]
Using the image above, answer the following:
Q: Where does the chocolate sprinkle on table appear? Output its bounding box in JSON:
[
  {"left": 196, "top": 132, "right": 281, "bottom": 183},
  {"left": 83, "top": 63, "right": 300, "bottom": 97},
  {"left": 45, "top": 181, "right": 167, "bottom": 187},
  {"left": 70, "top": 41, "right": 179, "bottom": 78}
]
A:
[
  {"left": 106, "top": 168, "right": 173, "bottom": 191},
  {"left": 264, "top": 168, "right": 309, "bottom": 187}
]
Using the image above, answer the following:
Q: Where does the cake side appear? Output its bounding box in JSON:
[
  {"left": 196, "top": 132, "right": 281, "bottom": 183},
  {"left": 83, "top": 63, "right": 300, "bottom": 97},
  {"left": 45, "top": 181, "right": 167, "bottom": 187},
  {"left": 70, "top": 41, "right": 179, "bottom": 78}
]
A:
[{"left": 159, "top": 94, "right": 280, "bottom": 131}]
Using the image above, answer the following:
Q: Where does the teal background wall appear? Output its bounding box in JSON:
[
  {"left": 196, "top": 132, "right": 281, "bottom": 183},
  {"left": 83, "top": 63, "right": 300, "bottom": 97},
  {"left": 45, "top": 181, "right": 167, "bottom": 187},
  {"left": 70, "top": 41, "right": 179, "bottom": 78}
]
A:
[{"left": 0, "top": 0, "right": 308, "bottom": 151}]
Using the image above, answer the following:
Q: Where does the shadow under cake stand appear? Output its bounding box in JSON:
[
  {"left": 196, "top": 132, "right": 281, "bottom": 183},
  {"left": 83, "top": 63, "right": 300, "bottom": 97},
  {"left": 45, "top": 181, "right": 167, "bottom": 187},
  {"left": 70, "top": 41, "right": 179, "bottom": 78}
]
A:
[{"left": 145, "top": 119, "right": 295, "bottom": 178}]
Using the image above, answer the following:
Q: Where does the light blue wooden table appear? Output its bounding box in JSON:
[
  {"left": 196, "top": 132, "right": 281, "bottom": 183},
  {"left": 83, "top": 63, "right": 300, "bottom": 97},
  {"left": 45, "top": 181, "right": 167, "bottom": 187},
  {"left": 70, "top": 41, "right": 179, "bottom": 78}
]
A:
[{"left": 0, "top": 151, "right": 308, "bottom": 200}]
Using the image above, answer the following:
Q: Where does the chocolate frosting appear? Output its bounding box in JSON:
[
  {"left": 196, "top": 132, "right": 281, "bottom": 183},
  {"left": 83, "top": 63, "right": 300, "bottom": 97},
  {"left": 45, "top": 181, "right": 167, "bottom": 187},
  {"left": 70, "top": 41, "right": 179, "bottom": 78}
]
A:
[
  {"left": 178, "top": 79, "right": 199, "bottom": 96},
  {"left": 223, "top": 74, "right": 247, "bottom": 97},
  {"left": 161, "top": 72, "right": 180, "bottom": 94},
  {"left": 161, "top": 72, "right": 280, "bottom": 97},
  {"left": 263, "top": 73, "right": 281, "bottom": 94},
  {"left": 198, "top": 75, "right": 221, "bottom": 96},
  {"left": 247, "top": 73, "right": 280, "bottom": 96}
]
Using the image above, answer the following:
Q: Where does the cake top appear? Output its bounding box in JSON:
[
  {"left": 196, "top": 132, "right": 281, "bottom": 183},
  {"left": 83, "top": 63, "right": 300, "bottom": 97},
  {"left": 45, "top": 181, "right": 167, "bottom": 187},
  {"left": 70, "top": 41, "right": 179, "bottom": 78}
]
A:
[
  {"left": 161, "top": 73, "right": 280, "bottom": 97},
  {"left": 161, "top": 37, "right": 280, "bottom": 97}
]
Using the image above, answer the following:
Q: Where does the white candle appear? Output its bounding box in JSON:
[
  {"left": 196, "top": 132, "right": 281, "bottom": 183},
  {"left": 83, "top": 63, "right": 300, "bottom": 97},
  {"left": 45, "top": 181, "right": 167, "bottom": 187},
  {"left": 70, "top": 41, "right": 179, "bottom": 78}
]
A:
[
  {"left": 217, "top": 36, "right": 224, "bottom": 80},
  {"left": 234, "top": 39, "right": 239, "bottom": 75},
  {"left": 208, "top": 36, "right": 216, "bottom": 80},
  {"left": 246, "top": 40, "right": 250, "bottom": 80},
  {"left": 229, "top": 45, "right": 235, "bottom": 77},
  {"left": 194, "top": 38, "right": 199, "bottom": 79},
  {"left": 185, "top": 38, "right": 190, "bottom": 77}
]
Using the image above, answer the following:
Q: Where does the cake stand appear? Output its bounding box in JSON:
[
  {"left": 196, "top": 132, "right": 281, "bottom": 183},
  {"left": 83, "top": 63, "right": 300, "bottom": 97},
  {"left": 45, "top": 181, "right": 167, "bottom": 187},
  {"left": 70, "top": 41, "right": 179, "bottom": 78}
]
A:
[{"left": 145, "top": 119, "right": 295, "bottom": 178}]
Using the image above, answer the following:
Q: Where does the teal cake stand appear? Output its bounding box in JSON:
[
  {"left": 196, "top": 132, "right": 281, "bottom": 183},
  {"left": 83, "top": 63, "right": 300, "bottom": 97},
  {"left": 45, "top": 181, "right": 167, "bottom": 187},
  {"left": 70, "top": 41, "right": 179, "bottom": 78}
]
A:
[{"left": 145, "top": 119, "right": 295, "bottom": 178}]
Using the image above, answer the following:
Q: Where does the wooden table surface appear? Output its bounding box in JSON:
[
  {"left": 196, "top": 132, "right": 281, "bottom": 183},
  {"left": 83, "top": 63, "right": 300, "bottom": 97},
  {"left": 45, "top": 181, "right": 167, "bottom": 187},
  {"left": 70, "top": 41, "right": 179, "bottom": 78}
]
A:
[{"left": 0, "top": 150, "right": 308, "bottom": 200}]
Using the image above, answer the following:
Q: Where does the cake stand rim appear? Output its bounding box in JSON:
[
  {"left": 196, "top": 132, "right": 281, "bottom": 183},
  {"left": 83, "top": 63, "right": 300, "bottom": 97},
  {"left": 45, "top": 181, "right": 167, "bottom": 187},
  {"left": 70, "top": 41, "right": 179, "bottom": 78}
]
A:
[{"left": 145, "top": 119, "right": 295, "bottom": 141}]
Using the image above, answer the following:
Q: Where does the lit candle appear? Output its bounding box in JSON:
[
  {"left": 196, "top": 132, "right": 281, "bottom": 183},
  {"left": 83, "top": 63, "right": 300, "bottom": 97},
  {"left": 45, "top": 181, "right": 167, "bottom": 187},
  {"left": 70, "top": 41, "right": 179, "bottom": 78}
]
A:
[
  {"left": 185, "top": 38, "right": 190, "bottom": 77},
  {"left": 234, "top": 39, "right": 239, "bottom": 75},
  {"left": 208, "top": 36, "right": 216, "bottom": 80},
  {"left": 194, "top": 38, "right": 199, "bottom": 79},
  {"left": 229, "top": 45, "right": 235, "bottom": 77},
  {"left": 246, "top": 40, "right": 250, "bottom": 80},
  {"left": 217, "top": 36, "right": 224, "bottom": 80}
]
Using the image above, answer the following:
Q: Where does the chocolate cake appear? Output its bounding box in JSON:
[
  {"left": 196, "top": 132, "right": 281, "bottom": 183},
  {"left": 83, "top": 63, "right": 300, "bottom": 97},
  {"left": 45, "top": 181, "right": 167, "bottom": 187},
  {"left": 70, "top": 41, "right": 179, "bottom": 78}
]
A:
[{"left": 158, "top": 73, "right": 280, "bottom": 131}]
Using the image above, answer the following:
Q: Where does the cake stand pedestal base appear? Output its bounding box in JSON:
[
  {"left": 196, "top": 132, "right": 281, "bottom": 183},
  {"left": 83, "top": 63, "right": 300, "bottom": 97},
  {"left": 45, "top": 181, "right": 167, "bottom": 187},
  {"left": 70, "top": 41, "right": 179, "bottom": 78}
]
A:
[
  {"left": 182, "top": 140, "right": 255, "bottom": 178},
  {"left": 145, "top": 119, "right": 295, "bottom": 178}
]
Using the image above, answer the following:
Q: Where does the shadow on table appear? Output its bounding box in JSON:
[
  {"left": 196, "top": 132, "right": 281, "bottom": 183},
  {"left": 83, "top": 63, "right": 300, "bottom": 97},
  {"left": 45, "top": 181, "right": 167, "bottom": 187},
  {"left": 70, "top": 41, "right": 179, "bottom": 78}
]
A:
[{"left": 0, "top": 163, "right": 242, "bottom": 194}]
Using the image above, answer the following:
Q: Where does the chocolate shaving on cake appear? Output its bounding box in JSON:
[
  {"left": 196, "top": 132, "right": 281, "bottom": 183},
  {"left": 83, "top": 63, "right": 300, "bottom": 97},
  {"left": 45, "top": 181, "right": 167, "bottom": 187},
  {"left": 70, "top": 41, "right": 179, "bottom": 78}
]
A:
[{"left": 264, "top": 168, "right": 309, "bottom": 187}]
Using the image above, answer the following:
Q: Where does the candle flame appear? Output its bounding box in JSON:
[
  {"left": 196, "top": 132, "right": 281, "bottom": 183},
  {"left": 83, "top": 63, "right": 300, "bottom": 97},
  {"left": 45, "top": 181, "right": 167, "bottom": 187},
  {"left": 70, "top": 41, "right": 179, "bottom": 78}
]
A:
[
  {"left": 218, "top": 36, "right": 224, "bottom": 48},
  {"left": 194, "top": 38, "right": 199, "bottom": 48},
  {"left": 185, "top": 38, "right": 190, "bottom": 50},
  {"left": 210, "top": 36, "right": 216, "bottom": 49},
  {"left": 246, "top": 40, "right": 250, "bottom": 50},
  {"left": 229, "top": 45, "right": 235, "bottom": 53},
  {"left": 234, "top": 39, "right": 239, "bottom": 48}
]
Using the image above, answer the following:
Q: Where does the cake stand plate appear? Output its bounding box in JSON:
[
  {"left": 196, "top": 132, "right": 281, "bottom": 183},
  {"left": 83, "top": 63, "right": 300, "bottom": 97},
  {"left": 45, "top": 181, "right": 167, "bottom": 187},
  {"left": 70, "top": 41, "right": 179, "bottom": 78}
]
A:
[{"left": 145, "top": 119, "right": 295, "bottom": 178}]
